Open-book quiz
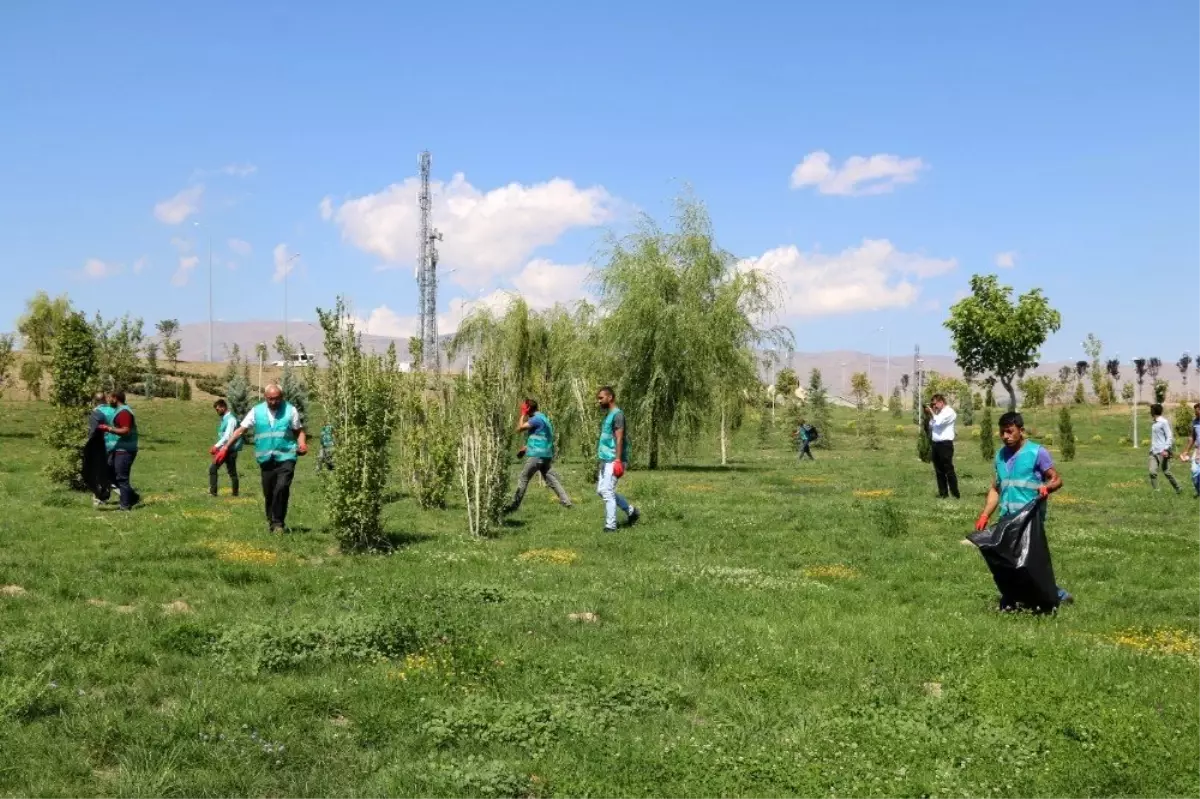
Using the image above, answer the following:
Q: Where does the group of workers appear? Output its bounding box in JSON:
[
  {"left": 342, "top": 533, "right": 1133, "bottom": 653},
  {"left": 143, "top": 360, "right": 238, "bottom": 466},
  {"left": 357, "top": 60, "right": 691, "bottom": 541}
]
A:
[{"left": 86, "top": 383, "right": 640, "bottom": 535}]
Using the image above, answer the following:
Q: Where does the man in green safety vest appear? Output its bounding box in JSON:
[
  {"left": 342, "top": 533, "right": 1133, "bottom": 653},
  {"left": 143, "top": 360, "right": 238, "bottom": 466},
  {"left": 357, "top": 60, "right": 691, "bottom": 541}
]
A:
[
  {"left": 595, "top": 386, "right": 640, "bottom": 533},
  {"left": 505, "top": 398, "right": 572, "bottom": 514},
  {"left": 220, "top": 384, "right": 307, "bottom": 533},
  {"left": 316, "top": 424, "right": 335, "bottom": 473},
  {"left": 210, "top": 398, "right": 243, "bottom": 497},
  {"left": 94, "top": 389, "right": 141, "bottom": 511},
  {"left": 973, "top": 410, "right": 1072, "bottom": 608}
]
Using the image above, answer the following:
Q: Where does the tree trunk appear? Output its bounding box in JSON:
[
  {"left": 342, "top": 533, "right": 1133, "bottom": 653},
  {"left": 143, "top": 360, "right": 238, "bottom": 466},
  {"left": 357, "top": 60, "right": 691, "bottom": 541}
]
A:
[
  {"left": 1000, "top": 377, "right": 1017, "bottom": 411},
  {"left": 648, "top": 412, "right": 659, "bottom": 470},
  {"left": 720, "top": 406, "right": 728, "bottom": 466}
]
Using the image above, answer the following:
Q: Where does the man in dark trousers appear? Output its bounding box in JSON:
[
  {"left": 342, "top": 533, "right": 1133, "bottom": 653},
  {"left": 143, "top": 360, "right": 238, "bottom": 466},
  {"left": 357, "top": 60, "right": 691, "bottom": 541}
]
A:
[
  {"left": 219, "top": 384, "right": 307, "bottom": 533},
  {"left": 210, "top": 398, "right": 242, "bottom": 497},
  {"left": 95, "top": 389, "right": 140, "bottom": 511},
  {"left": 794, "top": 417, "right": 817, "bottom": 461},
  {"left": 86, "top": 392, "right": 112, "bottom": 508},
  {"left": 925, "top": 393, "right": 959, "bottom": 499},
  {"left": 505, "top": 398, "right": 572, "bottom": 513}
]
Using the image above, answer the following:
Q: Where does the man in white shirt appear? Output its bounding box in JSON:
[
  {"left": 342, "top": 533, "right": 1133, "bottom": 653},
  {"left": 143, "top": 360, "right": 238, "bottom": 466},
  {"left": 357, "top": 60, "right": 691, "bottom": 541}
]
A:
[
  {"left": 925, "top": 393, "right": 959, "bottom": 499},
  {"left": 1148, "top": 403, "right": 1181, "bottom": 494},
  {"left": 219, "top": 384, "right": 308, "bottom": 532}
]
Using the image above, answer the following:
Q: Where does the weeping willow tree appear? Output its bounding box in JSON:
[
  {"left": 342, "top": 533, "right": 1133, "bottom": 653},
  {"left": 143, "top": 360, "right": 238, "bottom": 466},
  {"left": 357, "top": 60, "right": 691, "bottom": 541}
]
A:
[
  {"left": 596, "top": 195, "right": 790, "bottom": 469},
  {"left": 450, "top": 297, "right": 607, "bottom": 464}
]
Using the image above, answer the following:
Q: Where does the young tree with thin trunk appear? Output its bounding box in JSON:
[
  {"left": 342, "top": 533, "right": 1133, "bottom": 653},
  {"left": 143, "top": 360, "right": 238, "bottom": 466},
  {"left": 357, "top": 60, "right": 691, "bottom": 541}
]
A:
[
  {"left": 0, "top": 335, "right": 15, "bottom": 399},
  {"left": 944, "top": 275, "right": 1061, "bottom": 410},
  {"left": 1177, "top": 354, "right": 1192, "bottom": 401}
]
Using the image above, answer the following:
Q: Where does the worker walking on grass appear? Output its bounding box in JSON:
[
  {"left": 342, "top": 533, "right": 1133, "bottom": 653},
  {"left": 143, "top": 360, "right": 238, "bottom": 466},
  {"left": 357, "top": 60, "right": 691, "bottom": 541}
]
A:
[
  {"left": 973, "top": 411, "right": 1072, "bottom": 607},
  {"left": 506, "top": 398, "right": 572, "bottom": 513},
  {"left": 596, "top": 386, "right": 639, "bottom": 533},
  {"left": 925, "top": 393, "right": 959, "bottom": 499},
  {"left": 209, "top": 399, "right": 242, "bottom": 497},
  {"left": 219, "top": 384, "right": 307, "bottom": 533},
  {"left": 794, "top": 417, "right": 817, "bottom": 461},
  {"left": 95, "top": 390, "right": 141, "bottom": 511},
  {"left": 1178, "top": 403, "right": 1200, "bottom": 497},
  {"left": 86, "top": 392, "right": 113, "bottom": 508},
  {"left": 1148, "top": 403, "right": 1182, "bottom": 494},
  {"left": 316, "top": 424, "right": 335, "bottom": 473}
]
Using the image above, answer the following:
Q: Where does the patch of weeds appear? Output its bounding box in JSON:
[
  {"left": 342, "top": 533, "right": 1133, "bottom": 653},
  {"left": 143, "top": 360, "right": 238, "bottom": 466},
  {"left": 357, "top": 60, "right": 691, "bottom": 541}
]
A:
[
  {"left": 517, "top": 549, "right": 579, "bottom": 566},
  {"left": 423, "top": 695, "right": 595, "bottom": 754},
  {"left": 156, "top": 621, "right": 215, "bottom": 656},
  {"left": 870, "top": 500, "right": 908, "bottom": 538},
  {"left": 425, "top": 755, "right": 550, "bottom": 799},
  {"left": 1105, "top": 627, "right": 1199, "bottom": 658},
  {"left": 0, "top": 674, "right": 67, "bottom": 722},
  {"left": 210, "top": 612, "right": 469, "bottom": 676},
  {"left": 802, "top": 564, "right": 861, "bottom": 580},
  {"left": 40, "top": 491, "right": 75, "bottom": 508}
]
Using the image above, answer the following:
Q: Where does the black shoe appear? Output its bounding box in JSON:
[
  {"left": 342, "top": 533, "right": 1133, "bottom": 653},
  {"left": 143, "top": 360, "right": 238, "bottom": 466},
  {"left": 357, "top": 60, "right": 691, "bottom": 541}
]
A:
[
  {"left": 560, "top": 502, "right": 574, "bottom": 509},
  {"left": 603, "top": 527, "right": 617, "bottom": 533},
  {"left": 627, "top": 508, "right": 641, "bottom": 526}
]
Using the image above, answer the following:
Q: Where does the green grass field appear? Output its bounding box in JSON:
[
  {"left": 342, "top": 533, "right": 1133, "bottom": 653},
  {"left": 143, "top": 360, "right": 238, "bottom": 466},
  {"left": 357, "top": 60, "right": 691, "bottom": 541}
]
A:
[{"left": 1, "top": 399, "right": 1197, "bottom": 797}]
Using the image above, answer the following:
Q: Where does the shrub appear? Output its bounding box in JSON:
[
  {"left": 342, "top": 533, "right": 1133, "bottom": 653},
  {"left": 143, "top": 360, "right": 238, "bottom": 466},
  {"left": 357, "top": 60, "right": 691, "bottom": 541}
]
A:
[
  {"left": 317, "top": 299, "right": 402, "bottom": 552},
  {"left": 43, "top": 312, "right": 97, "bottom": 488},
  {"left": 862, "top": 410, "right": 881, "bottom": 451},
  {"left": 1153, "top": 379, "right": 1168, "bottom": 403},
  {"left": 1118, "top": 436, "right": 1131, "bottom": 446},
  {"left": 916, "top": 423, "right": 932, "bottom": 463},
  {"left": 194, "top": 377, "right": 223, "bottom": 396},
  {"left": 979, "top": 407, "right": 995, "bottom": 461},
  {"left": 1058, "top": 406, "right": 1076, "bottom": 462},
  {"left": 456, "top": 364, "right": 513, "bottom": 538},
  {"left": 1042, "top": 433, "right": 1054, "bottom": 446},
  {"left": 1174, "top": 402, "right": 1193, "bottom": 438},
  {"left": 402, "top": 379, "right": 458, "bottom": 510},
  {"left": 1091, "top": 435, "right": 1103, "bottom": 444},
  {"left": 971, "top": 427, "right": 981, "bottom": 439},
  {"left": 19, "top": 360, "right": 43, "bottom": 399},
  {"left": 845, "top": 419, "right": 857, "bottom": 431},
  {"left": 888, "top": 388, "right": 902, "bottom": 418},
  {"left": 871, "top": 500, "right": 907, "bottom": 538},
  {"left": 179, "top": 378, "right": 193, "bottom": 401},
  {"left": 806, "top": 369, "right": 832, "bottom": 449},
  {"left": 131, "top": 378, "right": 181, "bottom": 399}
]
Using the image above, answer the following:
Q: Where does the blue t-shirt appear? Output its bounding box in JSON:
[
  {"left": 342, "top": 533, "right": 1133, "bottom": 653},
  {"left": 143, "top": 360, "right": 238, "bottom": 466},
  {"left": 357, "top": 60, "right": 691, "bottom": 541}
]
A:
[{"left": 527, "top": 415, "right": 549, "bottom": 437}]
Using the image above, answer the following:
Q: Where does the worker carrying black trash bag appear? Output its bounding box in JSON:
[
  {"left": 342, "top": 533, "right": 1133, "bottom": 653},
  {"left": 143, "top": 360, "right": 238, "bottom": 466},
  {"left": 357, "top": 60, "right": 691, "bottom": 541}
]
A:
[{"left": 968, "top": 410, "right": 1073, "bottom": 613}]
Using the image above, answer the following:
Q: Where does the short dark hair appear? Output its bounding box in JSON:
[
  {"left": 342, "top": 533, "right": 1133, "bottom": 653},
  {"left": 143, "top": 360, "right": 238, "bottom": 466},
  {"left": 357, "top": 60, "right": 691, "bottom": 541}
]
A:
[
  {"left": 1194, "top": 403, "right": 1200, "bottom": 410},
  {"left": 214, "top": 399, "right": 228, "bottom": 410},
  {"left": 524, "top": 398, "right": 539, "bottom": 414},
  {"left": 110, "top": 390, "right": 126, "bottom": 404},
  {"left": 598, "top": 386, "right": 615, "bottom": 398},
  {"left": 1150, "top": 403, "right": 1163, "bottom": 416},
  {"left": 998, "top": 411, "right": 1024, "bottom": 429},
  {"left": 931, "top": 393, "right": 946, "bottom": 403}
]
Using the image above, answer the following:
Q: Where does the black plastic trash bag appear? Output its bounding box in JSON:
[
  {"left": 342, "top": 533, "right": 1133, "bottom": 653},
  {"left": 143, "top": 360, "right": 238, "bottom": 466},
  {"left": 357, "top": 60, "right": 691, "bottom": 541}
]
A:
[
  {"left": 967, "top": 498, "right": 1059, "bottom": 613},
  {"left": 81, "top": 428, "right": 111, "bottom": 502}
]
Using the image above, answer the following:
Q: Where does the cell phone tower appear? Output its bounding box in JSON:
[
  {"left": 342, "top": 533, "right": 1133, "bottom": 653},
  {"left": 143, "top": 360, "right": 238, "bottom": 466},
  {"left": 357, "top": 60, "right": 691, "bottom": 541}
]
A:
[{"left": 415, "top": 151, "right": 443, "bottom": 371}]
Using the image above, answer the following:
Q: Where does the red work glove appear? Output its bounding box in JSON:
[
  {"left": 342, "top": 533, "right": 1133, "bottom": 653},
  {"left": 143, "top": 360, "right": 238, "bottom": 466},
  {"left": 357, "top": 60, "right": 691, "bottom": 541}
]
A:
[
  {"left": 974, "top": 513, "right": 989, "bottom": 532},
  {"left": 613, "top": 461, "right": 625, "bottom": 478},
  {"left": 1037, "top": 485, "right": 1049, "bottom": 500},
  {"left": 519, "top": 401, "right": 530, "bottom": 417},
  {"left": 209, "top": 445, "right": 218, "bottom": 456},
  {"left": 213, "top": 447, "right": 228, "bottom": 466}
]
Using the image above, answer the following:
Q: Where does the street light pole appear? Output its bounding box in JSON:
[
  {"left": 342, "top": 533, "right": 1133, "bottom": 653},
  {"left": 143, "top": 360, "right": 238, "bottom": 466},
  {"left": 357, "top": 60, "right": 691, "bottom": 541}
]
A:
[
  {"left": 194, "top": 221, "right": 214, "bottom": 362},
  {"left": 283, "top": 253, "right": 300, "bottom": 349}
]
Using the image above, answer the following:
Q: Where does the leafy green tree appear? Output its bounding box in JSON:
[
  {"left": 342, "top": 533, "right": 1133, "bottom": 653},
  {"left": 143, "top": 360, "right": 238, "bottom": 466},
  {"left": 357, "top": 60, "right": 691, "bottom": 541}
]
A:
[
  {"left": 17, "top": 291, "right": 72, "bottom": 361},
  {"left": 317, "top": 298, "right": 401, "bottom": 551},
  {"left": 983, "top": 376, "right": 997, "bottom": 408},
  {"left": 1173, "top": 402, "right": 1193, "bottom": 438},
  {"left": 255, "top": 342, "right": 269, "bottom": 398},
  {"left": 1178, "top": 354, "right": 1192, "bottom": 401},
  {"left": 456, "top": 361, "right": 513, "bottom": 538},
  {"left": 156, "top": 319, "right": 181, "bottom": 371},
  {"left": 1083, "top": 333, "right": 1105, "bottom": 399},
  {"left": 849, "top": 372, "right": 872, "bottom": 410},
  {"left": 1058, "top": 406, "right": 1076, "bottom": 462},
  {"left": 143, "top": 341, "right": 160, "bottom": 399},
  {"left": 1018, "top": 375, "right": 1051, "bottom": 407},
  {"left": 400, "top": 377, "right": 458, "bottom": 510},
  {"left": 917, "top": 418, "right": 932, "bottom": 463},
  {"left": 92, "top": 313, "right": 144, "bottom": 392},
  {"left": 595, "top": 194, "right": 788, "bottom": 468},
  {"left": 888, "top": 387, "right": 902, "bottom": 418},
  {"left": 44, "top": 311, "right": 98, "bottom": 487},
  {"left": 944, "top": 275, "right": 1062, "bottom": 410},
  {"left": 0, "top": 335, "right": 15, "bottom": 398},
  {"left": 806, "top": 369, "right": 832, "bottom": 449},
  {"left": 224, "top": 344, "right": 252, "bottom": 419},
  {"left": 179, "top": 377, "right": 193, "bottom": 401},
  {"left": 775, "top": 367, "right": 799, "bottom": 399},
  {"left": 979, "top": 406, "right": 995, "bottom": 461},
  {"left": 1121, "top": 381, "right": 1134, "bottom": 404}
]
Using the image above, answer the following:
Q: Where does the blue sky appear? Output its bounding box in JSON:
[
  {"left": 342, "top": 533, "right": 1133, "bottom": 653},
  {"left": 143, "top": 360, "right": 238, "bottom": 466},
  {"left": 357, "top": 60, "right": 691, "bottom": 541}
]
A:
[{"left": 1, "top": 1, "right": 1196, "bottom": 363}]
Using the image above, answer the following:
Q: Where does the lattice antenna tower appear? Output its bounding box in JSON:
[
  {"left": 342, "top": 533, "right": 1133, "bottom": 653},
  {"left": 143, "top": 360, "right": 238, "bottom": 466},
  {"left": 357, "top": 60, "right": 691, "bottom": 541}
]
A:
[
  {"left": 416, "top": 151, "right": 431, "bottom": 367},
  {"left": 912, "top": 344, "right": 924, "bottom": 425},
  {"left": 424, "top": 224, "right": 443, "bottom": 370}
]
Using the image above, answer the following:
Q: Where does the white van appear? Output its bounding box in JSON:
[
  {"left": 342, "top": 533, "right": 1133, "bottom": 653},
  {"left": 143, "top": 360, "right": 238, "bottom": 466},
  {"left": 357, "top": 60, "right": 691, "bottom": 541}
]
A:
[{"left": 273, "top": 352, "right": 316, "bottom": 368}]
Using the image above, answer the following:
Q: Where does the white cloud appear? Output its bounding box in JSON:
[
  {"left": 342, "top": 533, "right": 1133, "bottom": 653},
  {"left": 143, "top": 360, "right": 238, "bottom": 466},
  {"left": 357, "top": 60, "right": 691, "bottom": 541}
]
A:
[
  {"left": 220, "top": 163, "right": 257, "bottom": 177},
  {"left": 172, "top": 255, "right": 200, "bottom": 287},
  {"left": 511, "top": 259, "right": 591, "bottom": 308},
  {"left": 226, "top": 260, "right": 238, "bottom": 271},
  {"left": 154, "top": 185, "right": 205, "bottom": 224},
  {"left": 228, "top": 237, "right": 253, "bottom": 256},
  {"left": 994, "top": 251, "right": 1016, "bottom": 268},
  {"left": 132, "top": 256, "right": 148, "bottom": 274},
  {"left": 170, "top": 236, "right": 192, "bottom": 252},
  {"left": 272, "top": 243, "right": 299, "bottom": 283},
  {"left": 738, "top": 239, "right": 957, "bottom": 317},
  {"left": 790, "top": 151, "right": 926, "bottom": 196},
  {"left": 327, "top": 172, "right": 616, "bottom": 288},
  {"left": 81, "top": 258, "right": 119, "bottom": 280},
  {"left": 318, "top": 196, "right": 334, "bottom": 221}
]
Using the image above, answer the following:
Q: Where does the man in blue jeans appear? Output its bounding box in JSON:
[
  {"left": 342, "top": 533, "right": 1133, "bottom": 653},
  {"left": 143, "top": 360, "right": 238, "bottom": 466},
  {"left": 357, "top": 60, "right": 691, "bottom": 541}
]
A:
[
  {"left": 95, "top": 389, "right": 140, "bottom": 511},
  {"left": 595, "top": 386, "right": 640, "bottom": 532}
]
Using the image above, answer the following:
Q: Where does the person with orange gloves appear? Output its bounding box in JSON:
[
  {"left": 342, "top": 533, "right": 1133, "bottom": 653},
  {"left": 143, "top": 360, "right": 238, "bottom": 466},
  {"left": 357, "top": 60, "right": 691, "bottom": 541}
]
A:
[
  {"left": 973, "top": 410, "right": 1071, "bottom": 607},
  {"left": 595, "top": 386, "right": 639, "bottom": 533},
  {"left": 209, "top": 398, "right": 242, "bottom": 497}
]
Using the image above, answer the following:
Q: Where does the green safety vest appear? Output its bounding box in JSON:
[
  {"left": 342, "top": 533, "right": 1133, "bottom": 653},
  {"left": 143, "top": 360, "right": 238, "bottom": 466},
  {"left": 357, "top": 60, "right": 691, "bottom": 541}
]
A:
[
  {"left": 994, "top": 442, "right": 1045, "bottom": 517},
  {"left": 320, "top": 425, "right": 334, "bottom": 449},
  {"left": 100, "top": 404, "right": 138, "bottom": 453},
  {"left": 525, "top": 412, "right": 554, "bottom": 459},
  {"left": 596, "top": 407, "right": 628, "bottom": 464},
  {"left": 253, "top": 402, "right": 298, "bottom": 465},
  {"left": 217, "top": 411, "right": 243, "bottom": 452}
]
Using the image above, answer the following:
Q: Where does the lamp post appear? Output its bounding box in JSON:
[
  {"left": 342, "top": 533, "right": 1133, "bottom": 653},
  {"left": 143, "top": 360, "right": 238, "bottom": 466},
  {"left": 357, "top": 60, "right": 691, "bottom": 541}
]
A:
[
  {"left": 193, "top": 221, "right": 214, "bottom": 362},
  {"left": 282, "top": 252, "right": 300, "bottom": 348}
]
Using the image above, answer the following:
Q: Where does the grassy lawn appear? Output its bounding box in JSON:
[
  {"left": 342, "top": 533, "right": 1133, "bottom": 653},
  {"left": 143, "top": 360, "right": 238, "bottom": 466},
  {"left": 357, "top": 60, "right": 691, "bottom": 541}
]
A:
[{"left": 1, "top": 399, "right": 1196, "bottom": 797}]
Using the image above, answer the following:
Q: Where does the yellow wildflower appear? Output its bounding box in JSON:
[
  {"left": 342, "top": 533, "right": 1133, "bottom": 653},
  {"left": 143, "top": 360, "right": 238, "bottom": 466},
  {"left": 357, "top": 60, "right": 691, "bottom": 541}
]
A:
[
  {"left": 802, "top": 564, "right": 861, "bottom": 580},
  {"left": 853, "top": 489, "right": 894, "bottom": 498},
  {"left": 517, "top": 549, "right": 580, "bottom": 565},
  {"left": 1107, "top": 627, "right": 1199, "bottom": 658},
  {"left": 204, "top": 540, "right": 279, "bottom": 565}
]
